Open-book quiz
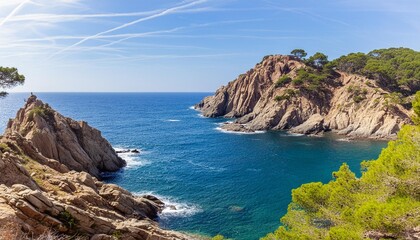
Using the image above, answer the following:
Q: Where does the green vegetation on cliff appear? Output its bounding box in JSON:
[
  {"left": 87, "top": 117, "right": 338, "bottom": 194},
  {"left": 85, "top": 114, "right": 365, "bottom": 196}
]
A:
[
  {"left": 275, "top": 48, "right": 419, "bottom": 105},
  {"left": 263, "top": 92, "right": 420, "bottom": 240},
  {"left": 330, "top": 48, "right": 420, "bottom": 95}
]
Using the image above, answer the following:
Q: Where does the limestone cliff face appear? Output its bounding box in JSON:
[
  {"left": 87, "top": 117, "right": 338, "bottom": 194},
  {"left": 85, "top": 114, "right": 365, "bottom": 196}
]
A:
[
  {"left": 5, "top": 95, "right": 126, "bottom": 179},
  {"left": 0, "top": 96, "right": 194, "bottom": 240},
  {"left": 196, "top": 55, "right": 413, "bottom": 139}
]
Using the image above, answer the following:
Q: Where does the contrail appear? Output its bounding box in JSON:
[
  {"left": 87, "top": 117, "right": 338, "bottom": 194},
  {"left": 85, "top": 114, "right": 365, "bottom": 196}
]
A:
[
  {"left": 0, "top": 0, "right": 31, "bottom": 27},
  {"left": 10, "top": 10, "right": 162, "bottom": 23},
  {"left": 97, "top": 27, "right": 184, "bottom": 48},
  {"left": 50, "top": 0, "right": 207, "bottom": 58}
]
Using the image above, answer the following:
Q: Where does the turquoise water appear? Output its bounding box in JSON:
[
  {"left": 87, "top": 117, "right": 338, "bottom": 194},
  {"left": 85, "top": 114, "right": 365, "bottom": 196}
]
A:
[{"left": 0, "top": 93, "right": 387, "bottom": 240}]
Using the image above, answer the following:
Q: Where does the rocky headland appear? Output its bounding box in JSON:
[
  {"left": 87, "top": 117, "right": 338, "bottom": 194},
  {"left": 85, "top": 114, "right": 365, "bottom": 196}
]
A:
[
  {"left": 0, "top": 95, "right": 195, "bottom": 239},
  {"left": 196, "top": 54, "right": 414, "bottom": 139}
]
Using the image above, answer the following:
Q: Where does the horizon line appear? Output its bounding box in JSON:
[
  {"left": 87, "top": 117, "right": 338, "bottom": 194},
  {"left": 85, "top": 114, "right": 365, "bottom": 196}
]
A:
[{"left": 8, "top": 91, "right": 215, "bottom": 94}]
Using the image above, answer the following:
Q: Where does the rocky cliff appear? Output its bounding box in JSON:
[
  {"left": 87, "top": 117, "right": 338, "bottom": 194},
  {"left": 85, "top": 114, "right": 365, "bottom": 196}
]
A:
[
  {"left": 0, "top": 95, "right": 194, "bottom": 240},
  {"left": 5, "top": 95, "right": 126, "bottom": 179},
  {"left": 196, "top": 55, "right": 413, "bottom": 139}
]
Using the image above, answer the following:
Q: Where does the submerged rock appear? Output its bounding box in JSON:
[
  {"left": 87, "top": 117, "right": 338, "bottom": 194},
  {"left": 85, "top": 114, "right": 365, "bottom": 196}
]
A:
[
  {"left": 229, "top": 205, "right": 244, "bottom": 212},
  {"left": 131, "top": 149, "right": 140, "bottom": 153}
]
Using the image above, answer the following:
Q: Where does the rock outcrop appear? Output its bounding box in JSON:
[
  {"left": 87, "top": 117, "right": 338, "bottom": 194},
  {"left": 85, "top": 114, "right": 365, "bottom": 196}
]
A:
[
  {"left": 196, "top": 55, "right": 413, "bottom": 139},
  {"left": 0, "top": 96, "right": 195, "bottom": 240},
  {"left": 5, "top": 95, "right": 126, "bottom": 179}
]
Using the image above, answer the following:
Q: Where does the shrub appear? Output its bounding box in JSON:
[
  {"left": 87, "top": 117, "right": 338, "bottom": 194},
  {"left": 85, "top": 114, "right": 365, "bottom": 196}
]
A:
[
  {"left": 58, "top": 211, "right": 77, "bottom": 230},
  {"left": 262, "top": 94, "right": 420, "bottom": 240},
  {"left": 28, "top": 106, "right": 53, "bottom": 121},
  {"left": 212, "top": 234, "right": 225, "bottom": 240},
  {"left": 275, "top": 76, "right": 292, "bottom": 88},
  {"left": 347, "top": 85, "right": 368, "bottom": 103},
  {"left": 0, "top": 221, "right": 68, "bottom": 240},
  {"left": 353, "top": 95, "right": 365, "bottom": 103},
  {"left": 275, "top": 89, "right": 298, "bottom": 102},
  {"left": 112, "top": 230, "right": 122, "bottom": 239},
  {"left": 275, "top": 95, "right": 289, "bottom": 101},
  {"left": 0, "top": 143, "right": 11, "bottom": 153}
]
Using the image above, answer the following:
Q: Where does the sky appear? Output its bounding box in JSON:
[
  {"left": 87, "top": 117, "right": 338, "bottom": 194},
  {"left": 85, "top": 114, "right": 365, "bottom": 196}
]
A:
[{"left": 0, "top": 0, "right": 419, "bottom": 92}]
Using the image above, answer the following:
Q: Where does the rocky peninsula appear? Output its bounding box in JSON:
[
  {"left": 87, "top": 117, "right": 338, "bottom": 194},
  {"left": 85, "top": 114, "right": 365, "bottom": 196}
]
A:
[
  {"left": 196, "top": 50, "right": 416, "bottom": 139},
  {"left": 0, "top": 95, "right": 195, "bottom": 239}
]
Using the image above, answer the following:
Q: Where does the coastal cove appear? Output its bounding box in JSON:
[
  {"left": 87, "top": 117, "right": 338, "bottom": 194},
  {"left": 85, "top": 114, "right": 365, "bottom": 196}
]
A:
[{"left": 0, "top": 93, "right": 387, "bottom": 239}]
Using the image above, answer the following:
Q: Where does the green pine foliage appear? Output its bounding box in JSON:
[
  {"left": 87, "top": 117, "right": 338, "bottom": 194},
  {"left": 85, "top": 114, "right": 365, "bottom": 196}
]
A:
[
  {"left": 291, "top": 49, "right": 308, "bottom": 60},
  {"left": 262, "top": 93, "right": 420, "bottom": 240},
  {"left": 292, "top": 68, "right": 334, "bottom": 92},
  {"left": 277, "top": 48, "right": 419, "bottom": 97},
  {"left": 330, "top": 48, "right": 420, "bottom": 95},
  {"left": 0, "top": 67, "right": 25, "bottom": 97}
]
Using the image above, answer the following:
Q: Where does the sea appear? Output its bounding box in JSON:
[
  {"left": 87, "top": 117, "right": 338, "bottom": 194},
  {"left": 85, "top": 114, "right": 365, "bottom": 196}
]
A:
[{"left": 0, "top": 93, "right": 387, "bottom": 240}]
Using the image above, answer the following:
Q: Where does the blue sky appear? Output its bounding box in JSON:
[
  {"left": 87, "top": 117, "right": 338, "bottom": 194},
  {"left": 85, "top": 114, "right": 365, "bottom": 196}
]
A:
[{"left": 1, "top": 0, "right": 419, "bottom": 92}]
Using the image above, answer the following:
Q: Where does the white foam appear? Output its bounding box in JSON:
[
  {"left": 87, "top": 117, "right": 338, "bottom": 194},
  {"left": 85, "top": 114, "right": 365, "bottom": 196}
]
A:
[
  {"left": 135, "top": 191, "right": 202, "bottom": 218},
  {"left": 197, "top": 113, "right": 206, "bottom": 118},
  {"left": 187, "top": 160, "right": 226, "bottom": 172},
  {"left": 113, "top": 147, "right": 127, "bottom": 152},
  {"left": 166, "top": 119, "right": 181, "bottom": 122},
  {"left": 337, "top": 138, "right": 352, "bottom": 142},
  {"left": 188, "top": 106, "right": 196, "bottom": 110},
  {"left": 215, "top": 121, "right": 234, "bottom": 126},
  {"left": 287, "top": 132, "right": 304, "bottom": 137},
  {"left": 215, "top": 127, "right": 266, "bottom": 135},
  {"left": 114, "top": 147, "right": 150, "bottom": 168}
]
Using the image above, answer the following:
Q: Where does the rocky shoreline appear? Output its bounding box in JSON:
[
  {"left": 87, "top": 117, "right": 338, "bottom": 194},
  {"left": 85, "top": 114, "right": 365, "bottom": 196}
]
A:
[
  {"left": 0, "top": 95, "right": 196, "bottom": 239},
  {"left": 196, "top": 55, "right": 413, "bottom": 139}
]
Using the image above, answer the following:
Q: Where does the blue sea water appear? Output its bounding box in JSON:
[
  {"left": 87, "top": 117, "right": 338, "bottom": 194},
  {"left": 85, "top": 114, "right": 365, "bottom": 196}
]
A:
[{"left": 0, "top": 93, "right": 387, "bottom": 240}]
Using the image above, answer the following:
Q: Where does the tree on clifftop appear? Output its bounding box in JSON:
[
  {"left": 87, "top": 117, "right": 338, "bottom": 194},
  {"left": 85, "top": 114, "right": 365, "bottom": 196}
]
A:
[
  {"left": 306, "top": 52, "right": 329, "bottom": 69},
  {"left": 290, "top": 49, "right": 307, "bottom": 60},
  {"left": 0, "top": 67, "right": 25, "bottom": 97}
]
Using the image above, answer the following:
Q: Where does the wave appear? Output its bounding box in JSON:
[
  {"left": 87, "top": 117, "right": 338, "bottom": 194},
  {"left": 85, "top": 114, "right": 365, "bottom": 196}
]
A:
[
  {"left": 187, "top": 160, "right": 226, "bottom": 172},
  {"left": 135, "top": 191, "right": 202, "bottom": 218},
  {"left": 287, "top": 132, "right": 304, "bottom": 137},
  {"left": 215, "top": 127, "right": 266, "bottom": 135},
  {"left": 114, "top": 147, "right": 150, "bottom": 168},
  {"left": 214, "top": 121, "right": 234, "bottom": 126},
  {"left": 246, "top": 168, "right": 262, "bottom": 172},
  {"left": 336, "top": 138, "right": 352, "bottom": 142},
  {"left": 166, "top": 119, "right": 181, "bottom": 122}
]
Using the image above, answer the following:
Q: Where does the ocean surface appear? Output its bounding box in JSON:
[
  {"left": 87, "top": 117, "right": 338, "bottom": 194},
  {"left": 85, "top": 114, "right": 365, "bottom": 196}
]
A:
[{"left": 0, "top": 93, "right": 387, "bottom": 240}]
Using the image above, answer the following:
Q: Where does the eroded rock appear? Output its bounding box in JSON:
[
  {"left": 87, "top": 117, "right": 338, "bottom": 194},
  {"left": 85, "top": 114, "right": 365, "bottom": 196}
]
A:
[
  {"left": 196, "top": 55, "right": 412, "bottom": 139},
  {"left": 0, "top": 96, "right": 196, "bottom": 239}
]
